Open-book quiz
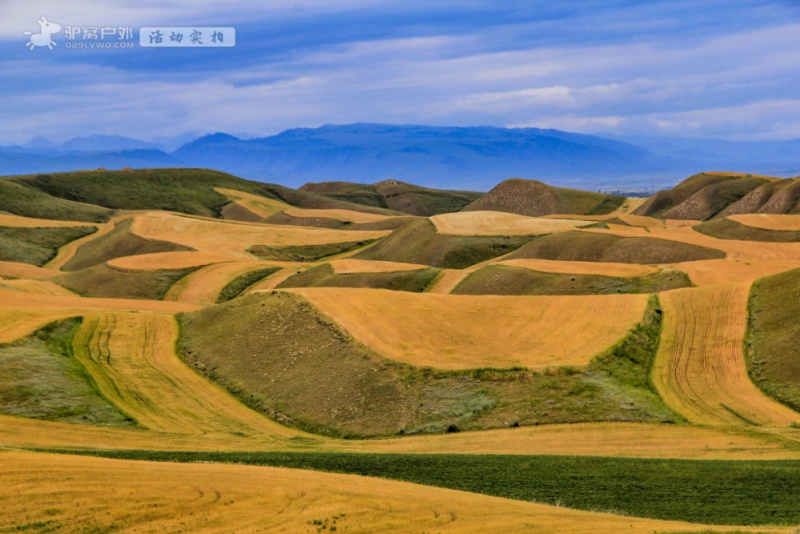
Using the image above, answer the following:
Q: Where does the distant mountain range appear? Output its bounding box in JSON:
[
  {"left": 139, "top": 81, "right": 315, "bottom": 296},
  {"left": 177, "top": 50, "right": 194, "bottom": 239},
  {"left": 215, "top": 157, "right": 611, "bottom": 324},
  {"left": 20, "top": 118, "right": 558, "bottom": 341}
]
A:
[{"left": 1, "top": 124, "right": 797, "bottom": 191}]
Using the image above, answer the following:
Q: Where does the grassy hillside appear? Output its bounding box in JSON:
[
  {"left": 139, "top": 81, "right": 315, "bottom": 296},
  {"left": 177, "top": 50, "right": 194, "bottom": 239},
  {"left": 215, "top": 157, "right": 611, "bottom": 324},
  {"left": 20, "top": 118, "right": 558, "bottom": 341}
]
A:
[
  {"left": 0, "top": 225, "right": 97, "bottom": 266},
  {"left": 299, "top": 180, "right": 482, "bottom": 216},
  {"left": 353, "top": 219, "right": 533, "bottom": 268},
  {"left": 634, "top": 172, "right": 772, "bottom": 219},
  {"left": 54, "top": 265, "right": 199, "bottom": 300},
  {"left": 277, "top": 263, "right": 441, "bottom": 292},
  {"left": 216, "top": 267, "right": 281, "bottom": 303},
  {"left": 177, "top": 292, "right": 674, "bottom": 437},
  {"left": 505, "top": 231, "right": 725, "bottom": 264},
  {"left": 248, "top": 239, "right": 378, "bottom": 262},
  {"left": 0, "top": 179, "right": 113, "bottom": 223},
  {"left": 461, "top": 178, "right": 624, "bottom": 216},
  {"left": 452, "top": 265, "right": 691, "bottom": 295},
  {"left": 10, "top": 169, "right": 398, "bottom": 219},
  {"left": 747, "top": 268, "right": 800, "bottom": 413},
  {"left": 64, "top": 219, "right": 192, "bottom": 271},
  {"left": 0, "top": 319, "right": 134, "bottom": 427},
  {"left": 722, "top": 177, "right": 800, "bottom": 215},
  {"left": 694, "top": 217, "right": 800, "bottom": 241}
]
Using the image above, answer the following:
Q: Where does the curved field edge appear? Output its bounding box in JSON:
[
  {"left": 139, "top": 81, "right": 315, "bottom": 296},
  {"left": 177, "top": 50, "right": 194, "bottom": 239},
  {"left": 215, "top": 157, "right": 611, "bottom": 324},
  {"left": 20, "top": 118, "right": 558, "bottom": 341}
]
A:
[
  {"left": 36, "top": 448, "right": 800, "bottom": 527},
  {"left": 746, "top": 268, "right": 800, "bottom": 416},
  {"left": 175, "top": 292, "right": 676, "bottom": 438}
]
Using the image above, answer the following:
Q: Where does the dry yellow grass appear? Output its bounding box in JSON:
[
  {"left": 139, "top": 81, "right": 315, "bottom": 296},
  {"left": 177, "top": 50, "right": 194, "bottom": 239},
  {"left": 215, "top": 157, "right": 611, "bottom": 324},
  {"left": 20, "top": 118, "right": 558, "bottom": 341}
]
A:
[
  {"left": 427, "top": 268, "right": 476, "bottom": 294},
  {"left": 45, "top": 214, "right": 130, "bottom": 271},
  {"left": 0, "top": 260, "right": 54, "bottom": 279},
  {"left": 107, "top": 251, "right": 236, "bottom": 270},
  {"left": 163, "top": 261, "right": 280, "bottom": 305},
  {"left": 729, "top": 213, "right": 800, "bottom": 230},
  {"left": 612, "top": 196, "right": 649, "bottom": 214},
  {"left": 72, "top": 312, "right": 301, "bottom": 438},
  {"left": 328, "top": 259, "right": 428, "bottom": 273},
  {"left": 652, "top": 284, "right": 800, "bottom": 427},
  {"left": 290, "top": 288, "right": 648, "bottom": 369},
  {"left": 0, "top": 288, "right": 201, "bottom": 314},
  {"left": 284, "top": 207, "right": 390, "bottom": 223},
  {"left": 0, "top": 308, "right": 79, "bottom": 343},
  {"left": 0, "top": 213, "right": 94, "bottom": 228},
  {"left": 347, "top": 422, "right": 800, "bottom": 460},
  {"left": 0, "top": 451, "right": 786, "bottom": 534},
  {"left": 431, "top": 210, "right": 592, "bottom": 236},
  {"left": 0, "top": 279, "right": 75, "bottom": 295},
  {"left": 663, "top": 259, "right": 800, "bottom": 287},
  {"left": 131, "top": 212, "right": 388, "bottom": 258},
  {"left": 215, "top": 187, "right": 291, "bottom": 217},
  {"left": 497, "top": 258, "right": 660, "bottom": 278}
]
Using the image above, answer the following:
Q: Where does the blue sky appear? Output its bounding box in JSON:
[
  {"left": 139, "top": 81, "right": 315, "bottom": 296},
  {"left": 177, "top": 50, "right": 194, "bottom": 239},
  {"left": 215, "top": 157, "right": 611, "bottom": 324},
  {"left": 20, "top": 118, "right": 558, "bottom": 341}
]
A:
[{"left": 1, "top": 0, "right": 799, "bottom": 145}]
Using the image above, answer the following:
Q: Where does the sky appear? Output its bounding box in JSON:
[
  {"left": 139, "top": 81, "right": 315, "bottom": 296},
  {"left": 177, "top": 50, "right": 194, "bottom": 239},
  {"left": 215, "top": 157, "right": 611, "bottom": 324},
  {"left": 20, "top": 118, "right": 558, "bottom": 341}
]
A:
[{"left": 0, "top": 0, "right": 799, "bottom": 146}]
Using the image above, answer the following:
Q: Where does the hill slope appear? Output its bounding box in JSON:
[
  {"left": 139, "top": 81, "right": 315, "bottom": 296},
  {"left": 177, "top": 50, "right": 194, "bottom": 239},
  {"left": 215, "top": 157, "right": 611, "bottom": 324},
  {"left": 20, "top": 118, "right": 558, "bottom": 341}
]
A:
[
  {"left": 299, "top": 179, "right": 482, "bottom": 216},
  {"left": 461, "top": 178, "right": 624, "bottom": 216}
]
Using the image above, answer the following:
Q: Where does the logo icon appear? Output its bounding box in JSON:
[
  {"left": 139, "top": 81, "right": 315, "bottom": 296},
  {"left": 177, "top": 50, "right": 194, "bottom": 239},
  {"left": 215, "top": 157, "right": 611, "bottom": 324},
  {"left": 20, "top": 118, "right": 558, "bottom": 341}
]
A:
[{"left": 24, "top": 17, "right": 62, "bottom": 50}]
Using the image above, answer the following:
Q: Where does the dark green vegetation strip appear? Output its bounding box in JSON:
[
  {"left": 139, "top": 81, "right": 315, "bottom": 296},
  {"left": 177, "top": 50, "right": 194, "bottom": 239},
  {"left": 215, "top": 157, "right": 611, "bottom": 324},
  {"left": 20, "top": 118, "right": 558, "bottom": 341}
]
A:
[
  {"left": 0, "top": 225, "right": 96, "bottom": 266},
  {"left": 63, "top": 218, "right": 191, "bottom": 271},
  {"left": 177, "top": 293, "right": 674, "bottom": 438},
  {"left": 353, "top": 219, "right": 533, "bottom": 268},
  {"left": 0, "top": 179, "right": 113, "bottom": 223},
  {"left": 299, "top": 180, "right": 482, "bottom": 216},
  {"left": 277, "top": 263, "right": 440, "bottom": 293},
  {"left": 216, "top": 267, "right": 281, "bottom": 303},
  {"left": 747, "top": 268, "right": 800, "bottom": 413},
  {"left": 54, "top": 264, "right": 200, "bottom": 300},
  {"left": 453, "top": 265, "right": 691, "bottom": 295},
  {"left": 695, "top": 218, "right": 800, "bottom": 242},
  {"left": 248, "top": 239, "right": 378, "bottom": 262},
  {"left": 0, "top": 319, "right": 134, "bottom": 427},
  {"left": 45, "top": 448, "right": 800, "bottom": 526},
  {"left": 506, "top": 231, "right": 725, "bottom": 264}
]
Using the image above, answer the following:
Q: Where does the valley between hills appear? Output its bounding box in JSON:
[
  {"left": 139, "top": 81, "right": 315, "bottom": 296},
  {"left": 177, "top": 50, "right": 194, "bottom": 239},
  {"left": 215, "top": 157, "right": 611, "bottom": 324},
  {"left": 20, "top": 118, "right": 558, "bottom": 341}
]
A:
[{"left": 1, "top": 168, "right": 800, "bottom": 533}]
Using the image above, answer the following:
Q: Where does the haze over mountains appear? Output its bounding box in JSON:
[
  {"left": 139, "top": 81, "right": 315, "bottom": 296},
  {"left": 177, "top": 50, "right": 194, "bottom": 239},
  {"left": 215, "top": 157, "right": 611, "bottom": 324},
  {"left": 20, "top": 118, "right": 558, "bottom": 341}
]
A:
[{"left": 1, "top": 124, "right": 798, "bottom": 191}]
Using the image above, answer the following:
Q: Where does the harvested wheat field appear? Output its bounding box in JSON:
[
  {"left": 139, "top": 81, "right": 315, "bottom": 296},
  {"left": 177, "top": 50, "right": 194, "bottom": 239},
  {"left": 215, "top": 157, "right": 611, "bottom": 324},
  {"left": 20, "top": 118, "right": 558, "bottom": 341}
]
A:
[
  {"left": 131, "top": 212, "right": 388, "bottom": 257},
  {"left": 497, "top": 258, "right": 660, "bottom": 277},
  {"left": 164, "top": 261, "right": 275, "bottom": 305},
  {"left": 0, "top": 213, "right": 95, "bottom": 228},
  {"left": 71, "top": 312, "right": 301, "bottom": 439},
  {"left": 0, "top": 279, "right": 76, "bottom": 295},
  {"left": 44, "top": 214, "right": 127, "bottom": 271},
  {"left": 108, "top": 250, "right": 236, "bottom": 270},
  {"left": 0, "top": 308, "right": 79, "bottom": 343},
  {"left": 663, "top": 258, "right": 800, "bottom": 286},
  {"left": 431, "top": 210, "right": 593, "bottom": 236},
  {"left": 427, "top": 268, "right": 476, "bottom": 294},
  {"left": 2, "top": 451, "right": 780, "bottom": 534},
  {"left": 328, "top": 258, "right": 429, "bottom": 273},
  {"left": 0, "top": 260, "right": 54, "bottom": 279},
  {"left": 290, "top": 288, "right": 648, "bottom": 369},
  {"left": 730, "top": 213, "right": 800, "bottom": 230},
  {"left": 350, "top": 422, "right": 800, "bottom": 460},
  {"left": 0, "top": 288, "right": 200, "bottom": 314},
  {"left": 652, "top": 284, "right": 800, "bottom": 427},
  {"left": 215, "top": 187, "right": 291, "bottom": 217},
  {"left": 284, "top": 207, "right": 390, "bottom": 223},
  {"left": 244, "top": 266, "right": 304, "bottom": 293}
]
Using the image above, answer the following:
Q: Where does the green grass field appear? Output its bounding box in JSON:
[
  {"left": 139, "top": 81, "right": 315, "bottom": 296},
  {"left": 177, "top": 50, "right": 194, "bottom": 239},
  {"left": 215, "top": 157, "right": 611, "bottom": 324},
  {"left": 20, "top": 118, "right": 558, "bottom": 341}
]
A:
[
  {"left": 248, "top": 239, "right": 379, "bottom": 262},
  {"left": 0, "top": 179, "right": 113, "bottom": 222},
  {"left": 55, "top": 264, "right": 200, "bottom": 300},
  {"left": 747, "top": 268, "right": 800, "bottom": 412},
  {"left": 216, "top": 267, "right": 282, "bottom": 303},
  {"left": 695, "top": 218, "right": 800, "bottom": 242}
]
